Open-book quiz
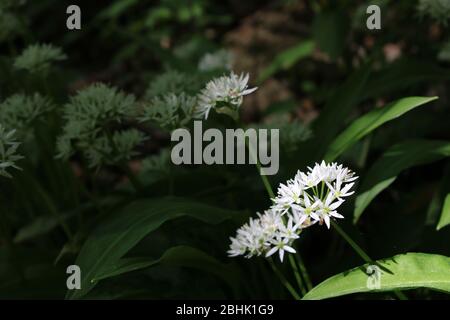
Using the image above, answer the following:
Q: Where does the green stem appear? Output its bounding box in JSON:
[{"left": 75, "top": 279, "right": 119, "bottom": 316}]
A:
[
  {"left": 238, "top": 119, "right": 309, "bottom": 299},
  {"left": 258, "top": 163, "right": 275, "bottom": 199},
  {"left": 289, "top": 255, "right": 306, "bottom": 296},
  {"left": 331, "top": 221, "right": 372, "bottom": 263},
  {"left": 246, "top": 139, "right": 274, "bottom": 198},
  {"left": 296, "top": 252, "right": 313, "bottom": 291},
  {"left": 242, "top": 126, "right": 313, "bottom": 300},
  {"left": 331, "top": 221, "right": 407, "bottom": 300},
  {"left": 246, "top": 138, "right": 305, "bottom": 297},
  {"left": 320, "top": 181, "right": 325, "bottom": 199},
  {"left": 268, "top": 259, "right": 301, "bottom": 300}
]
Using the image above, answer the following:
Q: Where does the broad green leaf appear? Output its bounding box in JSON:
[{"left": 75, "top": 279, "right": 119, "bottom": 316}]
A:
[
  {"left": 437, "top": 194, "right": 450, "bottom": 230},
  {"left": 354, "top": 140, "right": 450, "bottom": 223},
  {"left": 325, "top": 96, "right": 438, "bottom": 162},
  {"left": 258, "top": 40, "right": 314, "bottom": 83},
  {"left": 92, "top": 245, "right": 239, "bottom": 289},
  {"left": 303, "top": 253, "right": 450, "bottom": 300},
  {"left": 66, "top": 198, "right": 244, "bottom": 299}
]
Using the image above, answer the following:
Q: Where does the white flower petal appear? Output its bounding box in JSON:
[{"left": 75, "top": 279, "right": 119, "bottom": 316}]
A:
[
  {"left": 284, "top": 245, "right": 296, "bottom": 254},
  {"left": 265, "top": 246, "right": 278, "bottom": 258},
  {"left": 279, "top": 249, "right": 285, "bottom": 262},
  {"left": 323, "top": 215, "right": 331, "bottom": 229},
  {"left": 330, "top": 211, "right": 344, "bottom": 219}
]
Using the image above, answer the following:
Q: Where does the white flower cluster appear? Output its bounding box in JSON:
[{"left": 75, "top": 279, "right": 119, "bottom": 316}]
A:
[
  {"left": 195, "top": 72, "right": 257, "bottom": 119},
  {"left": 228, "top": 209, "right": 299, "bottom": 262},
  {"left": 228, "top": 161, "right": 358, "bottom": 262}
]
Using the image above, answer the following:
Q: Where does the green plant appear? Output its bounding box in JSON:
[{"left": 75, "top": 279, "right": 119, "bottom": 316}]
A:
[
  {"left": 0, "top": 0, "right": 449, "bottom": 301},
  {"left": 0, "top": 124, "right": 22, "bottom": 178},
  {"left": 14, "top": 43, "right": 67, "bottom": 75}
]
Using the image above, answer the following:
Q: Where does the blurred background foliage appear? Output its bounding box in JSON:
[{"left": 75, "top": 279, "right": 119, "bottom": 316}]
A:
[{"left": 0, "top": 0, "right": 449, "bottom": 299}]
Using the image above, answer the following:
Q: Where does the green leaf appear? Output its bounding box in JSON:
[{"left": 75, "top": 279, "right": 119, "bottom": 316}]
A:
[
  {"left": 92, "top": 245, "right": 239, "bottom": 289},
  {"left": 354, "top": 140, "right": 450, "bottom": 223},
  {"left": 437, "top": 194, "right": 450, "bottom": 230},
  {"left": 257, "top": 40, "right": 314, "bottom": 83},
  {"left": 66, "top": 198, "right": 244, "bottom": 299},
  {"left": 303, "top": 253, "right": 450, "bottom": 300},
  {"left": 325, "top": 96, "right": 438, "bottom": 162}
]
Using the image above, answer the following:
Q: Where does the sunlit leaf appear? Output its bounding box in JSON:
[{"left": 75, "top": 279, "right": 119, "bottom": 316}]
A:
[
  {"left": 303, "top": 253, "right": 450, "bottom": 300},
  {"left": 325, "top": 97, "right": 438, "bottom": 162}
]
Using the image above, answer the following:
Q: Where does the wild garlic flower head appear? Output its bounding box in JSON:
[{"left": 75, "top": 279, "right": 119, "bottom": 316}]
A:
[
  {"left": 228, "top": 161, "right": 357, "bottom": 263},
  {"left": 272, "top": 161, "right": 357, "bottom": 229},
  {"left": 228, "top": 209, "right": 298, "bottom": 262},
  {"left": 198, "top": 49, "right": 234, "bottom": 72},
  {"left": 195, "top": 72, "right": 257, "bottom": 120},
  {"left": 0, "top": 124, "right": 23, "bottom": 178},
  {"left": 14, "top": 43, "right": 67, "bottom": 74}
]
